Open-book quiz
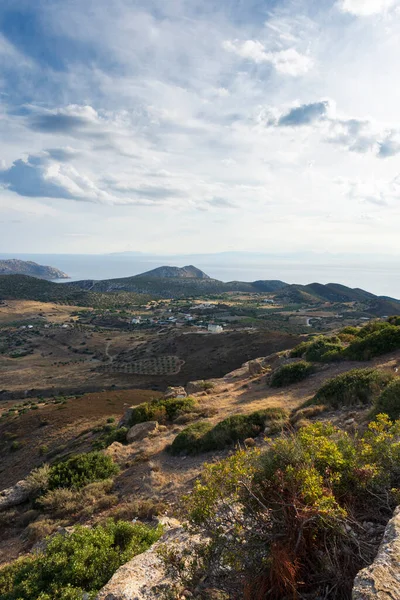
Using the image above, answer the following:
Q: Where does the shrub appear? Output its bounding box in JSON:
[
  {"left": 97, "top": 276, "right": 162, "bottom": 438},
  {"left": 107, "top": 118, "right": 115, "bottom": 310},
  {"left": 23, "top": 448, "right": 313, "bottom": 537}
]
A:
[
  {"left": 357, "top": 320, "right": 392, "bottom": 338},
  {"left": 128, "top": 397, "right": 197, "bottom": 426},
  {"left": 182, "top": 416, "right": 400, "bottom": 600},
  {"left": 25, "top": 465, "right": 51, "bottom": 496},
  {"left": 170, "top": 408, "right": 287, "bottom": 455},
  {"left": 304, "top": 338, "right": 344, "bottom": 362},
  {"left": 0, "top": 520, "right": 162, "bottom": 599},
  {"left": 341, "top": 325, "right": 400, "bottom": 360},
  {"left": 312, "top": 368, "right": 393, "bottom": 409},
  {"left": 270, "top": 361, "right": 314, "bottom": 388},
  {"left": 289, "top": 340, "right": 313, "bottom": 358},
  {"left": 374, "top": 379, "right": 400, "bottom": 420},
  {"left": 48, "top": 452, "right": 119, "bottom": 490},
  {"left": 170, "top": 421, "right": 212, "bottom": 455},
  {"left": 92, "top": 426, "right": 128, "bottom": 450}
]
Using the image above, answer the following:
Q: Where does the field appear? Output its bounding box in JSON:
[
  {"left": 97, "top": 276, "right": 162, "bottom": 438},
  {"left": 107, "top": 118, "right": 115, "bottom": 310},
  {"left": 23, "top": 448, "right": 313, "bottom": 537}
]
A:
[{"left": 0, "top": 300, "right": 302, "bottom": 397}]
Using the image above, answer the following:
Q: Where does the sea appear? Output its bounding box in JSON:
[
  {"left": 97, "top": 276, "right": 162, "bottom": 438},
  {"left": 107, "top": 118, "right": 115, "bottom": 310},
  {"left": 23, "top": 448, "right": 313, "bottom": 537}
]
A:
[{"left": 0, "top": 252, "right": 399, "bottom": 299}]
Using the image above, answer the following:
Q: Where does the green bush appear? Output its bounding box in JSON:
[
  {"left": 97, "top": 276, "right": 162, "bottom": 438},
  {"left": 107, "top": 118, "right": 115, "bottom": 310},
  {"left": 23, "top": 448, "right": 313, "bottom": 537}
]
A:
[
  {"left": 387, "top": 316, "right": 400, "bottom": 326},
  {"left": 312, "top": 368, "right": 393, "bottom": 409},
  {"left": 183, "top": 416, "right": 400, "bottom": 600},
  {"left": 92, "top": 425, "right": 128, "bottom": 450},
  {"left": 170, "top": 408, "right": 287, "bottom": 455},
  {"left": 341, "top": 326, "right": 400, "bottom": 360},
  {"left": 170, "top": 421, "right": 213, "bottom": 455},
  {"left": 304, "top": 338, "right": 344, "bottom": 362},
  {"left": 48, "top": 452, "right": 119, "bottom": 490},
  {"left": 374, "top": 379, "right": 400, "bottom": 420},
  {"left": 0, "top": 520, "right": 162, "bottom": 599},
  {"left": 270, "top": 361, "right": 314, "bottom": 388},
  {"left": 357, "top": 320, "right": 392, "bottom": 338},
  {"left": 289, "top": 340, "right": 313, "bottom": 358},
  {"left": 129, "top": 397, "right": 197, "bottom": 426}
]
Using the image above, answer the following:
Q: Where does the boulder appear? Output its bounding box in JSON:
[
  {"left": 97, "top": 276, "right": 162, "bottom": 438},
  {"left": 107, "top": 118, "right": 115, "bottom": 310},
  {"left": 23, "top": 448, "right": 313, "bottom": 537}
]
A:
[
  {"left": 164, "top": 386, "right": 187, "bottom": 399},
  {"left": 0, "top": 480, "right": 31, "bottom": 511},
  {"left": 126, "top": 421, "right": 159, "bottom": 443},
  {"left": 352, "top": 507, "right": 400, "bottom": 599},
  {"left": 118, "top": 406, "right": 136, "bottom": 428},
  {"left": 186, "top": 380, "right": 205, "bottom": 394},
  {"left": 248, "top": 360, "right": 263, "bottom": 376},
  {"left": 95, "top": 521, "right": 205, "bottom": 600}
]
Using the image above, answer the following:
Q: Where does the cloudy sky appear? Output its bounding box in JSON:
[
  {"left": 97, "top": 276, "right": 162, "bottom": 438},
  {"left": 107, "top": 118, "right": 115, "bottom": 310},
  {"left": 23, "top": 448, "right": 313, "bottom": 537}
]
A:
[{"left": 1, "top": 0, "right": 400, "bottom": 255}]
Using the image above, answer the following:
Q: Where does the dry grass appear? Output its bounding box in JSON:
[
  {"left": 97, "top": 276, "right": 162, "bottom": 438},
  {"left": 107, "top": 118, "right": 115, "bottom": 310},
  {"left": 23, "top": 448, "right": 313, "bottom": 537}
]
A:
[{"left": 38, "top": 479, "right": 118, "bottom": 520}]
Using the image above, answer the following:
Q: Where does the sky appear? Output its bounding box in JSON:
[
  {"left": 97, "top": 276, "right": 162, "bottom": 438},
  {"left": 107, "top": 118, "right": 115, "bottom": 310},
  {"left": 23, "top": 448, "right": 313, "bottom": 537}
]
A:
[{"left": 1, "top": 0, "right": 400, "bottom": 256}]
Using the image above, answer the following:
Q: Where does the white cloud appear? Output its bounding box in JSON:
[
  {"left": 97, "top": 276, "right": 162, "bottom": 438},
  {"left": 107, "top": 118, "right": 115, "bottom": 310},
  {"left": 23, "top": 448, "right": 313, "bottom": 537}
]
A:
[
  {"left": 222, "top": 40, "right": 313, "bottom": 75},
  {"left": 338, "top": 0, "right": 398, "bottom": 16}
]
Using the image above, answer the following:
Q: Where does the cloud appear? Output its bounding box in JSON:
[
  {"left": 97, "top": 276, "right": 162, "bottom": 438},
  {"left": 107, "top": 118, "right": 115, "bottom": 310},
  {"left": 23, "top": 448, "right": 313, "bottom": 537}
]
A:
[
  {"left": 28, "top": 105, "right": 101, "bottom": 134},
  {"left": 207, "top": 197, "right": 237, "bottom": 208},
  {"left": 326, "top": 118, "right": 377, "bottom": 153},
  {"left": 46, "top": 147, "right": 81, "bottom": 161},
  {"left": 338, "top": 0, "right": 398, "bottom": 16},
  {"left": 222, "top": 40, "right": 313, "bottom": 76},
  {"left": 278, "top": 101, "right": 329, "bottom": 126},
  {"left": 378, "top": 137, "right": 400, "bottom": 157},
  {"left": 270, "top": 100, "right": 400, "bottom": 157},
  {"left": 0, "top": 152, "right": 122, "bottom": 204}
]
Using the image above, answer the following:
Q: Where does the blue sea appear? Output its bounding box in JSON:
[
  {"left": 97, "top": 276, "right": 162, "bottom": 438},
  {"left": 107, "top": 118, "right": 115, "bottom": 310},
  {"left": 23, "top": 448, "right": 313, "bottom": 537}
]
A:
[{"left": 0, "top": 252, "right": 399, "bottom": 299}]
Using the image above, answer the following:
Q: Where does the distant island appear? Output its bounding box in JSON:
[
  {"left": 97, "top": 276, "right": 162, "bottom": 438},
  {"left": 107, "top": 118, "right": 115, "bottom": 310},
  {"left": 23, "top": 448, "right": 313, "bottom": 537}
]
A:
[{"left": 0, "top": 259, "right": 69, "bottom": 280}]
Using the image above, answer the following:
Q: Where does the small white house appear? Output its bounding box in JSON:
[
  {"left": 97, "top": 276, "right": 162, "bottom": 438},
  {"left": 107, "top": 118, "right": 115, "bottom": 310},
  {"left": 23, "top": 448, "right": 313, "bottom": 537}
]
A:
[
  {"left": 208, "top": 324, "right": 223, "bottom": 334},
  {"left": 131, "top": 317, "right": 141, "bottom": 325}
]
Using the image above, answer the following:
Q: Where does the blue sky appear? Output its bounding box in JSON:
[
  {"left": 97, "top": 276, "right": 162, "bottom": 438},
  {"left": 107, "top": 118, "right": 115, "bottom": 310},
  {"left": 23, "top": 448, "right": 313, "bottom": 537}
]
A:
[{"left": 1, "top": 0, "right": 400, "bottom": 254}]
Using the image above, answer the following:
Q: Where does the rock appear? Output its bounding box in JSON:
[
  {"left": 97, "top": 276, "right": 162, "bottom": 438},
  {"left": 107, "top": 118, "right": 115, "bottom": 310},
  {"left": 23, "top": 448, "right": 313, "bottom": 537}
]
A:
[
  {"left": 352, "top": 507, "right": 400, "bottom": 599},
  {"left": 248, "top": 360, "right": 263, "bottom": 376},
  {"left": 0, "top": 480, "right": 31, "bottom": 511},
  {"left": 95, "top": 523, "right": 205, "bottom": 600},
  {"left": 244, "top": 438, "right": 256, "bottom": 448},
  {"left": 164, "top": 386, "right": 187, "bottom": 399},
  {"left": 119, "top": 406, "right": 136, "bottom": 428},
  {"left": 126, "top": 422, "right": 159, "bottom": 443},
  {"left": 186, "top": 381, "right": 206, "bottom": 394}
]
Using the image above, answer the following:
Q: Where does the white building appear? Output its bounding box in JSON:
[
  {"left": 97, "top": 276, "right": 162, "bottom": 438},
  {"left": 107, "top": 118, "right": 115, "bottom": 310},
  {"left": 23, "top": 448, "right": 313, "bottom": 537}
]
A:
[
  {"left": 208, "top": 324, "right": 223, "bottom": 334},
  {"left": 131, "top": 317, "right": 141, "bottom": 325}
]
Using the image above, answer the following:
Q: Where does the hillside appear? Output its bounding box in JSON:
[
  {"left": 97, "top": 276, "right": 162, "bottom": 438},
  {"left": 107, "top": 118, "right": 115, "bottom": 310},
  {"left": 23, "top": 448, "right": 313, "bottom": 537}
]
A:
[
  {"left": 0, "top": 259, "right": 69, "bottom": 280},
  {"left": 2, "top": 319, "right": 400, "bottom": 599}
]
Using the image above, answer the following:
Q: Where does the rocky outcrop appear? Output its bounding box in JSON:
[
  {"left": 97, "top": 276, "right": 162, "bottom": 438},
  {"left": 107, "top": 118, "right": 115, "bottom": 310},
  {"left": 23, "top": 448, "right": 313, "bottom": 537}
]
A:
[
  {"left": 248, "top": 360, "right": 263, "bottom": 376},
  {"left": 164, "top": 386, "right": 187, "bottom": 399},
  {"left": 126, "top": 421, "right": 159, "bottom": 443},
  {"left": 352, "top": 507, "right": 400, "bottom": 599},
  {"left": 0, "top": 480, "right": 31, "bottom": 511},
  {"left": 95, "top": 518, "right": 203, "bottom": 600},
  {"left": 186, "top": 380, "right": 206, "bottom": 394}
]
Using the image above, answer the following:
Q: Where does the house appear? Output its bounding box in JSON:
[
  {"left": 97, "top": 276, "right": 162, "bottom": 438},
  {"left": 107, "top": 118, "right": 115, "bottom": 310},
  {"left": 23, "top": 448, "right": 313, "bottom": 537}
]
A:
[
  {"left": 208, "top": 324, "right": 223, "bottom": 334},
  {"left": 131, "top": 317, "right": 141, "bottom": 325},
  {"left": 263, "top": 299, "right": 275, "bottom": 304}
]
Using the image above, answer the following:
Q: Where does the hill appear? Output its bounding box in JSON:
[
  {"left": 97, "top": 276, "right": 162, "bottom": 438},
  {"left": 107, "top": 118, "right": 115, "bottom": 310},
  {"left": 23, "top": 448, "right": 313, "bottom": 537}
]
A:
[
  {"left": 0, "top": 259, "right": 69, "bottom": 280},
  {"left": 67, "top": 266, "right": 288, "bottom": 297},
  {"left": 139, "top": 265, "right": 210, "bottom": 279}
]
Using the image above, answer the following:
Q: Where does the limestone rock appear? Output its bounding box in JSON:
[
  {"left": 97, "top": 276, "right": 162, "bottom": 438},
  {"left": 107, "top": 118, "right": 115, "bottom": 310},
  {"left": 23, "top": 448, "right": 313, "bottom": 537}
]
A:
[
  {"left": 352, "top": 507, "right": 400, "bottom": 599},
  {"left": 248, "top": 360, "right": 263, "bottom": 376},
  {"left": 95, "top": 523, "right": 204, "bottom": 600},
  {"left": 186, "top": 380, "right": 206, "bottom": 394},
  {"left": 0, "top": 480, "right": 31, "bottom": 511},
  {"left": 164, "top": 386, "right": 187, "bottom": 399},
  {"left": 126, "top": 421, "right": 158, "bottom": 443}
]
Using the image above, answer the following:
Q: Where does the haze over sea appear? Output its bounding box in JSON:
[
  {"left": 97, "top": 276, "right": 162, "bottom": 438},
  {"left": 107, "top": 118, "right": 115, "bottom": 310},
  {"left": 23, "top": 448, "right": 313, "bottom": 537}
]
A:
[{"left": 1, "top": 252, "right": 399, "bottom": 300}]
